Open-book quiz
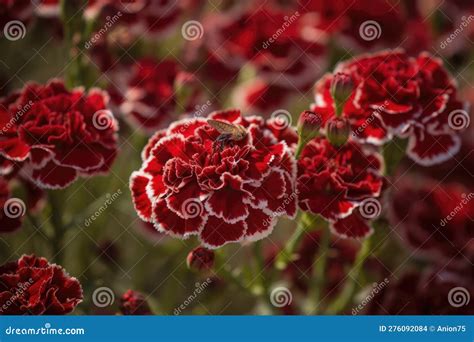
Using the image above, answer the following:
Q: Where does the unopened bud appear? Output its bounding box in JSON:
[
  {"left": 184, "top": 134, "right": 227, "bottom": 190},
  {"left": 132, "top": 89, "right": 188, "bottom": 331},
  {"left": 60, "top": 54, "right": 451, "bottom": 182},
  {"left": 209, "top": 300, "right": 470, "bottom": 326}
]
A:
[
  {"left": 298, "top": 110, "right": 322, "bottom": 141},
  {"left": 186, "top": 246, "right": 215, "bottom": 271},
  {"left": 330, "top": 72, "right": 353, "bottom": 117},
  {"left": 327, "top": 117, "right": 350, "bottom": 147},
  {"left": 119, "top": 290, "right": 152, "bottom": 315}
]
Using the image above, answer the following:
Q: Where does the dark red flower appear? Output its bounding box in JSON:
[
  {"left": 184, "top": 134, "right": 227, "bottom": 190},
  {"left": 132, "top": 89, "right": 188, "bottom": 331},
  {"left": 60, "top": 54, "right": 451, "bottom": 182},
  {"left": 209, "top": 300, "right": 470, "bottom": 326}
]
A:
[
  {"left": 119, "top": 290, "right": 152, "bottom": 315},
  {"left": 130, "top": 109, "right": 298, "bottom": 248},
  {"left": 297, "top": 137, "right": 384, "bottom": 238},
  {"left": 0, "top": 80, "right": 118, "bottom": 189},
  {"left": 0, "top": 177, "right": 24, "bottom": 233},
  {"left": 187, "top": 246, "right": 214, "bottom": 271},
  {"left": 0, "top": 255, "right": 83, "bottom": 315},
  {"left": 365, "top": 267, "right": 473, "bottom": 315},
  {"left": 203, "top": 5, "right": 325, "bottom": 91},
  {"left": 233, "top": 79, "right": 291, "bottom": 114},
  {"left": 0, "top": 0, "right": 32, "bottom": 30},
  {"left": 110, "top": 58, "right": 205, "bottom": 133},
  {"left": 312, "top": 50, "right": 468, "bottom": 166},
  {"left": 390, "top": 178, "right": 474, "bottom": 264}
]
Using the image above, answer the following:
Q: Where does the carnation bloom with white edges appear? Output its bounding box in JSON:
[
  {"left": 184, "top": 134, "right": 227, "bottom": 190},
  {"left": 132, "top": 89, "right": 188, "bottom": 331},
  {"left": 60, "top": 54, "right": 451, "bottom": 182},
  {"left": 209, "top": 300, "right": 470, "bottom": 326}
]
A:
[{"left": 130, "top": 109, "right": 298, "bottom": 249}]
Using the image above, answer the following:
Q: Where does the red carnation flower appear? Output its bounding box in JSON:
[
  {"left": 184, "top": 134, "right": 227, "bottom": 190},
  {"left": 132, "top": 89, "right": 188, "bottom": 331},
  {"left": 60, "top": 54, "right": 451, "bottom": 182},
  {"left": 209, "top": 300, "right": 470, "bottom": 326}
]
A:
[
  {"left": 0, "top": 80, "right": 118, "bottom": 189},
  {"left": 119, "top": 290, "right": 152, "bottom": 315},
  {"left": 203, "top": 5, "right": 325, "bottom": 90},
  {"left": 390, "top": 178, "right": 474, "bottom": 264},
  {"left": 297, "top": 137, "right": 384, "bottom": 238},
  {"left": 0, "top": 0, "right": 32, "bottom": 30},
  {"left": 130, "top": 109, "right": 298, "bottom": 248},
  {"left": 0, "top": 255, "right": 83, "bottom": 315},
  {"left": 187, "top": 246, "right": 215, "bottom": 271},
  {"left": 113, "top": 58, "right": 203, "bottom": 133},
  {"left": 312, "top": 50, "right": 468, "bottom": 166},
  {"left": 366, "top": 267, "right": 473, "bottom": 315}
]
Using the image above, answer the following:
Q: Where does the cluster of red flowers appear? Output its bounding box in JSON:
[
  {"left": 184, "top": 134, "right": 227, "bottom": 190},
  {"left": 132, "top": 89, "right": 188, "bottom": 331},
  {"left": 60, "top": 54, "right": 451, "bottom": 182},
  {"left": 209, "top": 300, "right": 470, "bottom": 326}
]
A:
[{"left": 0, "top": 255, "right": 83, "bottom": 315}]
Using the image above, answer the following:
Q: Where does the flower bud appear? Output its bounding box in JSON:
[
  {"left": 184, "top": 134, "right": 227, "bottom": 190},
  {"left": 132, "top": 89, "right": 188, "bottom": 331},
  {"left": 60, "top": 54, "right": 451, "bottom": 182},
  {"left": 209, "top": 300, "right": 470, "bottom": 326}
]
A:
[
  {"left": 297, "top": 110, "right": 322, "bottom": 141},
  {"left": 119, "top": 290, "right": 152, "bottom": 315},
  {"left": 327, "top": 117, "right": 350, "bottom": 147},
  {"left": 186, "top": 247, "right": 215, "bottom": 271},
  {"left": 330, "top": 72, "right": 353, "bottom": 117}
]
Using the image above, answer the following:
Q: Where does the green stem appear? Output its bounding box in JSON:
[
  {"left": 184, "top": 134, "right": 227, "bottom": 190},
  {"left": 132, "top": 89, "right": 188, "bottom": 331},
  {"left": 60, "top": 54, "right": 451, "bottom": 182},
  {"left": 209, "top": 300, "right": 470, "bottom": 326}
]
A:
[
  {"left": 253, "top": 240, "right": 273, "bottom": 311},
  {"left": 306, "top": 224, "right": 330, "bottom": 314},
  {"left": 326, "top": 234, "right": 373, "bottom": 314},
  {"left": 48, "top": 191, "right": 67, "bottom": 264},
  {"left": 275, "top": 212, "right": 314, "bottom": 270}
]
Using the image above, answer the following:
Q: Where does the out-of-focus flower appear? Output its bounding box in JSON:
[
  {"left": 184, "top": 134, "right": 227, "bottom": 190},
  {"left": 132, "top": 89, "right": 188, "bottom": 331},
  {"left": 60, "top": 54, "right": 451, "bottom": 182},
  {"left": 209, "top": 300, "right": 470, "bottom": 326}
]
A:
[
  {"left": 130, "top": 109, "right": 298, "bottom": 248},
  {"left": 297, "top": 137, "right": 384, "bottom": 238},
  {"left": 187, "top": 246, "right": 215, "bottom": 271},
  {"left": 0, "top": 255, "right": 83, "bottom": 315},
  {"left": 312, "top": 50, "right": 468, "bottom": 166},
  {"left": 365, "top": 267, "right": 474, "bottom": 315},
  {"left": 0, "top": 0, "right": 33, "bottom": 30},
  {"left": 390, "top": 178, "right": 474, "bottom": 264},
  {"left": 330, "top": 72, "right": 353, "bottom": 117},
  {"left": 110, "top": 58, "right": 204, "bottom": 134},
  {"left": 202, "top": 5, "right": 325, "bottom": 91},
  {"left": 0, "top": 80, "right": 118, "bottom": 189},
  {"left": 119, "top": 289, "right": 152, "bottom": 315}
]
